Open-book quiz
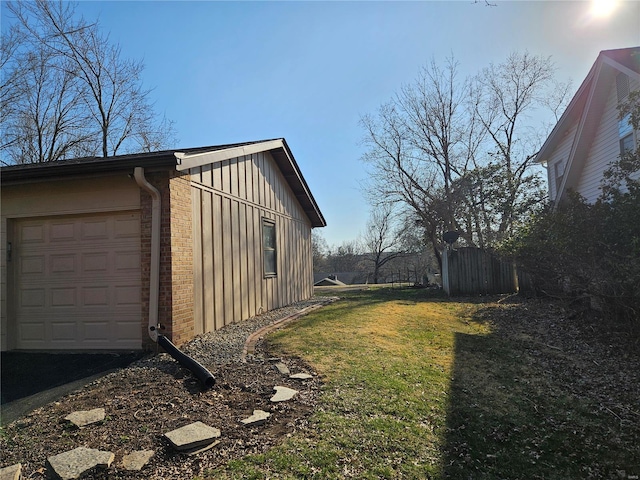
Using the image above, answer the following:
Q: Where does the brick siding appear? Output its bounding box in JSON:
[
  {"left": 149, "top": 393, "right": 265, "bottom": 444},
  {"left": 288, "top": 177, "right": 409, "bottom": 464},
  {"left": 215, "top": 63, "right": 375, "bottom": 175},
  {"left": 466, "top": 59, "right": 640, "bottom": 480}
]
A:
[
  {"left": 140, "top": 170, "right": 194, "bottom": 350},
  {"left": 167, "top": 172, "right": 194, "bottom": 346}
]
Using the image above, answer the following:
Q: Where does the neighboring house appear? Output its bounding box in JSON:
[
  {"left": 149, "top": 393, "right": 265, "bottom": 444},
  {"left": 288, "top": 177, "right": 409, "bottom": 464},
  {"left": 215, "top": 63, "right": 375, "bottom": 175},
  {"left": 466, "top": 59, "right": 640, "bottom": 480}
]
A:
[
  {"left": 313, "top": 272, "right": 365, "bottom": 285},
  {"left": 536, "top": 47, "right": 640, "bottom": 204},
  {"left": 1, "top": 138, "right": 325, "bottom": 351},
  {"left": 314, "top": 276, "right": 346, "bottom": 287}
]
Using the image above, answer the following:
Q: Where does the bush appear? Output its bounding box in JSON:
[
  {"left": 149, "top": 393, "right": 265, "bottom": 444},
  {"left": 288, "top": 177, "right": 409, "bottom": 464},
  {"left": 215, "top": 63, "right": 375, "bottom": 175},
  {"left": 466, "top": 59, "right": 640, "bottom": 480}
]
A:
[{"left": 501, "top": 158, "right": 640, "bottom": 331}]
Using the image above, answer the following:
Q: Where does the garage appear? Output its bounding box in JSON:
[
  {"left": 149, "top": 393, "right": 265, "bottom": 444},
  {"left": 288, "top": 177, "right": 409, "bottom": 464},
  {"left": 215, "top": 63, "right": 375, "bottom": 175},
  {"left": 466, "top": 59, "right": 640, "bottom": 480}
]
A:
[
  {"left": 12, "top": 212, "right": 141, "bottom": 350},
  {"left": 1, "top": 140, "right": 324, "bottom": 352}
]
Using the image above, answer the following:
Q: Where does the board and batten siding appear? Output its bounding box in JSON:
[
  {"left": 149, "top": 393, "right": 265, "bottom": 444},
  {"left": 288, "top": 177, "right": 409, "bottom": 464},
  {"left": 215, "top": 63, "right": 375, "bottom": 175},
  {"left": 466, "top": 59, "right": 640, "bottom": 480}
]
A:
[{"left": 189, "top": 151, "right": 313, "bottom": 334}]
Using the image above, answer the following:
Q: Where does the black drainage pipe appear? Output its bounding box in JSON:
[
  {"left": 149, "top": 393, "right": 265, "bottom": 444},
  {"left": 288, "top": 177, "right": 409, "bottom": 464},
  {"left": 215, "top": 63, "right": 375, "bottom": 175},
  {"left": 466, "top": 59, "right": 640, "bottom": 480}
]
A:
[{"left": 157, "top": 335, "right": 216, "bottom": 389}]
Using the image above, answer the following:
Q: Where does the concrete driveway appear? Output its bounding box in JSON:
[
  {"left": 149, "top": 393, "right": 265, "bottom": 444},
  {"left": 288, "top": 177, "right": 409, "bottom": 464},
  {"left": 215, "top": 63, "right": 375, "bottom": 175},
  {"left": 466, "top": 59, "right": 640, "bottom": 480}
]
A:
[{"left": 1, "top": 351, "right": 143, "bottom": 425}]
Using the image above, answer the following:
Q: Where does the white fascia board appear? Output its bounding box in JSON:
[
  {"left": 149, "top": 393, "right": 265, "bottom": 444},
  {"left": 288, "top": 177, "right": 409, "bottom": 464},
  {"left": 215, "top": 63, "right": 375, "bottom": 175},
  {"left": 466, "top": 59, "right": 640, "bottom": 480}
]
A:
[
  {"left": 174, "top": 139, "right": 284, "bottom": 171},
  {"left": 556, "top": 60, "right": 607, "bottom": 202},
  {"left": 536, "top": 60, "right": 600, "bottom": 164},
  {"left": 600, "top": 55, "right": 640, "bottom": 81}
]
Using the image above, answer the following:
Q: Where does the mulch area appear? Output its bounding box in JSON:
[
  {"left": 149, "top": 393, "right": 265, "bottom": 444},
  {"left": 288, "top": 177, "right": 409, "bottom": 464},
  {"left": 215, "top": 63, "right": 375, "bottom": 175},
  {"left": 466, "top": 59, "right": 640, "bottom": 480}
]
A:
[
  {"left": 2, "top": 295, "right": 638, "bottom": 479},
  {"left": 0, "top": 341, "right": 321, "bottom": 479}
]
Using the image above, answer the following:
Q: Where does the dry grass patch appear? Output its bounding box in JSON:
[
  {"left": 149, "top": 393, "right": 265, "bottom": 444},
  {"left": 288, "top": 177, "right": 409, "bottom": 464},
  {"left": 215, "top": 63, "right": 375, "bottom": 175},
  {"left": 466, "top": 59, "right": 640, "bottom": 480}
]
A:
[
  {"left": 209, "top": 288, "right": 487, "bottom": 479},
  {"left": 208, "top": 289, "right": 639, "bottom": 479}
]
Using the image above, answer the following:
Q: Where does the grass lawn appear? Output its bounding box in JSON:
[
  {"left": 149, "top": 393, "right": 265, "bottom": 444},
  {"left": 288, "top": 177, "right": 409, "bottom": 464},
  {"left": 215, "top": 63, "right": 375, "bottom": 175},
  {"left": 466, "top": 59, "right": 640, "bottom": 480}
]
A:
[{"left": 208, "top": 287, "right": 639, "bottom": 479}]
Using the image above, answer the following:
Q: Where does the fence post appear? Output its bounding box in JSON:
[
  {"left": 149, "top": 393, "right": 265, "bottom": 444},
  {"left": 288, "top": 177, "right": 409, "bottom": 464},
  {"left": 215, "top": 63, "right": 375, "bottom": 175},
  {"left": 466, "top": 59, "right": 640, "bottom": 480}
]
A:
[{"left": 442, "top": 248, "right": 450, "bottom": 295}]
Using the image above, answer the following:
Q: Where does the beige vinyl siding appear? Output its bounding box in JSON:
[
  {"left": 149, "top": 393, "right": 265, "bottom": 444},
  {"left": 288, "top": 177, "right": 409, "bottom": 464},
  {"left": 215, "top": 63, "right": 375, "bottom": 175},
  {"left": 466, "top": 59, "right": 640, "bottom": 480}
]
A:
[
  {"left": 576, "top": 81, "right": 621, "bottom": 203},
  {"left": 576, "top": 76, "right": 640, "bottom": 202},
  {"left": 190, "top": 151, "right": 313, "bottom": 333},
  {"left": 547, "top": 122, "right": 578, "bottom": 201}
]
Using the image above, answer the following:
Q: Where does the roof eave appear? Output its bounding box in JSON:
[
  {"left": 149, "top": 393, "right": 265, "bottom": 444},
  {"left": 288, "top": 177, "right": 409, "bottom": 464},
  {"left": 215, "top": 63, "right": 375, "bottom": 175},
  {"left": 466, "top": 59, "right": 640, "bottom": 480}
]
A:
[
  {"left": 1, "top": 152, "right": 178, "bottom": 184},
  {"left": 176, "top": 139, "right": 326, "bottom": 228},
  {"left": 536, "top": 58, "right": 600, "bottom": 165}
]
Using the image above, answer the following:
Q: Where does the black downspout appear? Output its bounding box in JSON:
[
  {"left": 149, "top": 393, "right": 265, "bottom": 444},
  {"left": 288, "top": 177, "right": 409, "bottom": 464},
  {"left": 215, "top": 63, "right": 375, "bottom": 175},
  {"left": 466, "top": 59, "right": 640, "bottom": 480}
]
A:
[{"left": 157, "top": 335, "right": 216, "bottom": 389}]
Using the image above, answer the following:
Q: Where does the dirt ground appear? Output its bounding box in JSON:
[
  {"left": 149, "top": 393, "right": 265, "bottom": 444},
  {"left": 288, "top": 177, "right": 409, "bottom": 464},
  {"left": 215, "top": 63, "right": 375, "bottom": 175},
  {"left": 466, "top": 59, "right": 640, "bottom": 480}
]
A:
[
  {"left": 0, "top": 339, "right": 321, "bottom": 479},
  {"left": 2, "top": 294, "right": 638, "bottom": 479}
]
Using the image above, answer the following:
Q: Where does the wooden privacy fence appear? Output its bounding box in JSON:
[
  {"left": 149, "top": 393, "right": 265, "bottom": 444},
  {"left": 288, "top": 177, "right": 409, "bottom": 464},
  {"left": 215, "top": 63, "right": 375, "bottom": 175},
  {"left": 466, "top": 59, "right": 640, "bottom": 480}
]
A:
[{"left": 442, "top": 247, "right": 518, "bottom": 295}]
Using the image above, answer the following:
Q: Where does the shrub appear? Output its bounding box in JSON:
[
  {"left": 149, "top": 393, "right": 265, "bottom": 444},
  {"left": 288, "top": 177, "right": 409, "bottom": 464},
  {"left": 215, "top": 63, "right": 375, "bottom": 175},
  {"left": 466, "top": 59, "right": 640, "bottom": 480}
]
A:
[{"left": 501, "top": 156, "right": 640, "bottom": 331}]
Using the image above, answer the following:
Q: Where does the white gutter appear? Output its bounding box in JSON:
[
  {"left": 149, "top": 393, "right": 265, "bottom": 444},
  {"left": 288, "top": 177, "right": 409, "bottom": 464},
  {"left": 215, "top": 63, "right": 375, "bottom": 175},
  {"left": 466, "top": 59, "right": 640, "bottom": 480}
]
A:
[{"left": 134, "top": 167, "right": 161, "bottom": 343}]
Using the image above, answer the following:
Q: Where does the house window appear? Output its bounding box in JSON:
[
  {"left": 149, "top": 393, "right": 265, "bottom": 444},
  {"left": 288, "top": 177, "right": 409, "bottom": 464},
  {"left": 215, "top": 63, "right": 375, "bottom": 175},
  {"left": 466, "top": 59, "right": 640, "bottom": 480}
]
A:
[
  {"left": 262, "top": 218, "right": 277, "bottom": 277},
  {"left": 620, "top": 133, "right": 635, "bottom": 155},
  {"left": 619, "top": 113, "right": 635, "bottom": 155},
  {"left": 554, "top": 161, "right": 564, "bottom": 193}
]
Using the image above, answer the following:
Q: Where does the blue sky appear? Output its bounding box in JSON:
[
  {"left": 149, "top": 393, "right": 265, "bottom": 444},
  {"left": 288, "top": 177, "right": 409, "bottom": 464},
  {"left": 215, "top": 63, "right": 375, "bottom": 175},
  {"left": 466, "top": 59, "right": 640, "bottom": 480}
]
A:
[{"left": 2, "top": 1, "right": 639, "bottom": 246}]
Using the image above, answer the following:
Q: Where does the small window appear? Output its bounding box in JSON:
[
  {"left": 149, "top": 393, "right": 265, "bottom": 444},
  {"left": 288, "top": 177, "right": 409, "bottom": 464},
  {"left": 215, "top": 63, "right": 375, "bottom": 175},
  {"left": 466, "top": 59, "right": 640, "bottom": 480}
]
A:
[
  {"left": 262, "top": 218, "right": 277, "bottom": 277},
  {"left": 619, "top": 113, "right": 635, "bottom": 155},
  {"left": 554, "top": 162, "right": 564, "bottom": 192},
  {"left": 619, "top": 113, "right": 633, "bottom": 138},
  {"left": 620, "top": 133, "right": 635, "bottom": 155}
]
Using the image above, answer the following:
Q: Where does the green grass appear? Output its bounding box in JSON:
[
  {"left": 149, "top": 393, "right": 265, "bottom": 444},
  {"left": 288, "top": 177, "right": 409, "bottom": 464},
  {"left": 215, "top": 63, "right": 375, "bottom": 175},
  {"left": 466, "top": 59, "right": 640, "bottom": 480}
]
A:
[
  {"left": 208, "top": 288, "right": 639, "bottom": 479},
  {"left": 209, "top": 288, "right": 487, "bottom": 479}
]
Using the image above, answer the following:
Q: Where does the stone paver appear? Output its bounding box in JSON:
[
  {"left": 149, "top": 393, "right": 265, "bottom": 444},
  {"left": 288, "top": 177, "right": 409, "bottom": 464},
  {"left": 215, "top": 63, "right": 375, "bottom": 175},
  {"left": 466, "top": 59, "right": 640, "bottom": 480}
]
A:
[
  {"left": 121, "top": 450, "right": 154, "bottom": 471},
  {"left": 185, "top": 440, "right": 220, "bottom": 456},
  {"left": 164, "top": 421, "right": 221, "bottom": 451},
  {"left": 0, "top": 463, "right": 21, "bottom": 480},
  {"left": 289, "top": 373, "right": 313, "bottom": 380},
  {"left": 274, "top": 362, "right": 290, "bottom": 375},
  {"left": 270, "top": 386, "right": 298, "bottom": 402},
  {"left": 240, "top": 409, "right": 271, "bottom": 426},
  {"left": 46, "top": 447, "right": 114, "bottom": 480},
  {"left": 64, "top": 408, "right": 105, "bottom": 428}
]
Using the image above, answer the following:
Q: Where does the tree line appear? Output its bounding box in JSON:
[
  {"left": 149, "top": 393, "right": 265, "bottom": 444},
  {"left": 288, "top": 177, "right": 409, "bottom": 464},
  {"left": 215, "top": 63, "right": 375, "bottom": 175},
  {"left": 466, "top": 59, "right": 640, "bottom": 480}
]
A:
[
  {"left": 1, "top": 0, "right": 175, "bottom": 165},
  {"left": 319, "top": 51, "right": 572, "bottom": 284},
  {"left": 312, "top": 205, "right": 438, "bottom": 286},
  {"left": 359, "top": 53, "right": 572, "bottom": 271}
]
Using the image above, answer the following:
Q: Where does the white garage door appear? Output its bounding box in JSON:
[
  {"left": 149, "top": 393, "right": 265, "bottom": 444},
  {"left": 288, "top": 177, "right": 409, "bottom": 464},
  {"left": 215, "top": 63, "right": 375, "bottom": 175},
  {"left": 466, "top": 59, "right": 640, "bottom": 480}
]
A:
[{"left": 14, "top": 212, "right": 142, "bottom": 350}]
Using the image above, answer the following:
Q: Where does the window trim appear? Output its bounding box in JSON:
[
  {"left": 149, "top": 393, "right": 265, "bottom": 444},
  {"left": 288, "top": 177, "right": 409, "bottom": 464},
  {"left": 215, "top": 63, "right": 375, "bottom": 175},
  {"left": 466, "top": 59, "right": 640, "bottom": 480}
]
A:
[
  {"left": 553, "top": 161, "right": 564, "bottom": 197},
  {"left": 619, "top": 113, "right": 635, "bottom": 155},
  {"left": 620, "top": 132, "right": 635, "bottom": 155},
  {"left": 262, "top": 218, "right": 277, "bottom": 278}
]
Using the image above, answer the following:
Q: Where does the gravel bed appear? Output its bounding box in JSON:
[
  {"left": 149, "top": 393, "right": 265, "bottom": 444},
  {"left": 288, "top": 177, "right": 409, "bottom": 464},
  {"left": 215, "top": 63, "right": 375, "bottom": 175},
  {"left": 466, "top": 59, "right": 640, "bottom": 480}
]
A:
[
  {"left": 136, "top": 296, "right": 337, "bottom": 369},
  {"left": 1, "top": 296, "right": 337, "bottom": 479}
]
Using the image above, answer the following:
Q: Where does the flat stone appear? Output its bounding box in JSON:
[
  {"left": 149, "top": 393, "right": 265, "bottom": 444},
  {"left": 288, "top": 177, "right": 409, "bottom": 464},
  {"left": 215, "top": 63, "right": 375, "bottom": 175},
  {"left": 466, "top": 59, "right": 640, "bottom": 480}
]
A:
[
  {"left": 185, "top": 439, "right": 220, "bottom": 456},
  {"left": 121, "top": 450, "right": 154, "bottom": 471},
  {"left": 240, "top": 409, "right": 271, "bottom": 426},
  {"left": 46, "top": 447, "right": 114, "bottom": 480},
  {"left": 274, "top": 362, "right": 290, "bottom": 375},
  {"left": 289, "top": 373, "right": 313, "bottom": 380},
  {"left": 164, "top": 421, "right": 221, "bottom": 451},
  {"left": 0, "top": 463, "right": 21, "bottom": 480},
  {"left": 64, "top": 408, "right": 105, "bottom": 428},
  {"left": 270, "top": 386, "right": 298, "bottom": 402}
]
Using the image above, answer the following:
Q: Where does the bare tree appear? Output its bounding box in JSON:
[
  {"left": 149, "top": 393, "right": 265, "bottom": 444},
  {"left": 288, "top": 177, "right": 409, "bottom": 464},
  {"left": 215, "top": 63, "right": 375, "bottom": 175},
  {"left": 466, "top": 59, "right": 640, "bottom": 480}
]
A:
[
  {"left": 312, "top": 230, "right": 329, "bottom": 273},
  {"left": 360, "top": 57, "right": 482, "bottom": 268},
  {"left": 361, "top": 53, "right": 566, "bottom": 269},
  {"left": 471, "top": 52, "right": 562, "bottom": 240},
  {"left": 2, "top": 0, "right": 176, "bottom": 163},
  {"left": 4, "top": 44, "right": 93, "bottom": 164},
  {"left": 1, "top": 23, "right": 27, "bottom": 159},
  {"left": 362, "top": 204, "right": 404, "bottom": 284},
  {"left": 326, "top": 240, "right": 364, "bottom": 274}
]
